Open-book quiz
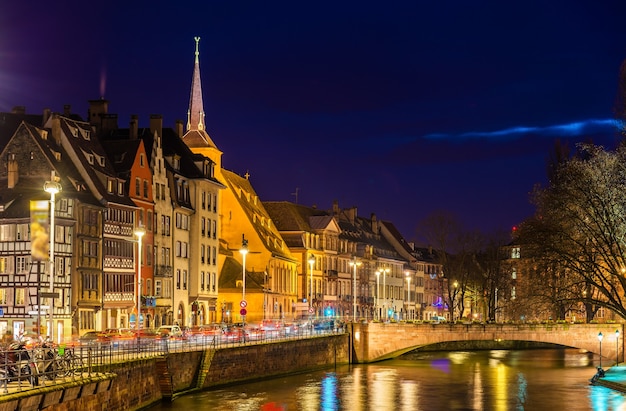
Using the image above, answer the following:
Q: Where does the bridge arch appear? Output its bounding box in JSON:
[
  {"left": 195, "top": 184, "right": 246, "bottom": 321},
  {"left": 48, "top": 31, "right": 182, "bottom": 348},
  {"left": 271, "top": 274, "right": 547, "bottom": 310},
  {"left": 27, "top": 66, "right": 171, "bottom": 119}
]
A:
[{"left": 351, "top": 322, "right": 624, "bottom": 364}]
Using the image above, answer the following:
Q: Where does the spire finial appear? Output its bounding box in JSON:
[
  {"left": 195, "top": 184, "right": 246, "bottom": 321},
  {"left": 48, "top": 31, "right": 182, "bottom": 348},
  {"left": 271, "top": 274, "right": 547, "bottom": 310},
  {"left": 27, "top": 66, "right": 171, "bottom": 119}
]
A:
[{"left": 194, "top": 37, "right": 201, "bottom": 63}]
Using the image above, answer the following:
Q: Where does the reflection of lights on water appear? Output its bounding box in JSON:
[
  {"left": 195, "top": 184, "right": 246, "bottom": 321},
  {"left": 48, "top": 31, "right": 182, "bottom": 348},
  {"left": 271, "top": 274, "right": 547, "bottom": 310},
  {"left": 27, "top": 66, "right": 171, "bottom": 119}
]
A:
[
  {"left": 431, "top": 358, "right": 451, "bottom": 373},
  {"left": 516, "top": 372, "right": 527, "bottom": 409},
  {"left": 449, "top": 351, "right": 472, "bottom": 364},
  {"left": 472, "top": 362, "right": 483, "bottom": 410},
  {"left": 320, "top": 373, "right": 338, "bottom": 411},
  {"left": 398, "top": 380, "right": 418, "bottom": 411},
  {"left": 370, "top": 369, "right": 397, "bottom": 410},
  {"left": 493, "top": 362, "right": 508, "bottom": 411},
  {"left": 297, "top": 382, "right": 321, "bottom": 411}
]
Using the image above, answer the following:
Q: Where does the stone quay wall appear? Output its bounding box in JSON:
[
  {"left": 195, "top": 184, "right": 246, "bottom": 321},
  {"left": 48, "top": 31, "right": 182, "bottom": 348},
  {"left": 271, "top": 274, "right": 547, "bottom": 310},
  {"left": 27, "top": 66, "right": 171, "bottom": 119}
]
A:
[{"left": 0, "top": 334, "right": 349, "bottom": 411}]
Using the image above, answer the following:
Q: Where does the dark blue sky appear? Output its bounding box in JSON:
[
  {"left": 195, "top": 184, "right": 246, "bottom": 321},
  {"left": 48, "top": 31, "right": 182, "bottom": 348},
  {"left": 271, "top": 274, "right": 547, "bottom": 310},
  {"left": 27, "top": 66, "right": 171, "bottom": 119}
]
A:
[{"left": 2, "top": 1, "right": 626, "bottom": 241}]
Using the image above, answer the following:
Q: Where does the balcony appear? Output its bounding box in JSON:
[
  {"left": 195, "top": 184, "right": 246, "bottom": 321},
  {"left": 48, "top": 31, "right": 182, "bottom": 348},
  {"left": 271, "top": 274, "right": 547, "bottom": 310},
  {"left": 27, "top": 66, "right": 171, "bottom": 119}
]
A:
[{"left": 155, "top": 265, "right": 173, "bottom": 277}]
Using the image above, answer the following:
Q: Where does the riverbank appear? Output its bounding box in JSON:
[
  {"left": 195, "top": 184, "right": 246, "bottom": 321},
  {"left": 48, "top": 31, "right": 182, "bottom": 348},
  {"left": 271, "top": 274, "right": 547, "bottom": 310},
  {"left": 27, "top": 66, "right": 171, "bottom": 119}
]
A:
[{"left": 596, "top": 365, "right": 626, "bottom": 393}]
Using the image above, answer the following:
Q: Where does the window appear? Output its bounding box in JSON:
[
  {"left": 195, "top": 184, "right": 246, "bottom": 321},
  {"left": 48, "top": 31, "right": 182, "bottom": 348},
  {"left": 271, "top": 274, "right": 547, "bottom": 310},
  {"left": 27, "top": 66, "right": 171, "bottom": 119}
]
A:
[
  {"left": 16, "top": 257, "right": 28, "bottom": 273},
  {"left": 15, "top": 289, "right": 25, "bottom": 305},
  {"left": 140, "top": 153, "right": 145, "bottom": 167},
  {"left": 0, "top": 258, "right": 7, "bottom": 273},
  {"left": 117, "top": 181, "right": 123, "bottom": 195},
  {"left": 107, "top": 180, "right": 114, "bottom": 193},
  {"left": 83, "top": 240, "right": 98, "bottom": 257},
  {"left": 201, "top": 245, "right": 205, "bottom": 263},
  {"left": 155, "top": 184, "right": 160, "bottom": 201},
  {"left": 147, "top": 211, "right": 152, "bottom": 231},
  {"left": 16, "top": 224, "right": 29, "bottom": 241},
  {"left": 511, "top": 247, "right": 521, "bottom": 259},
  {"left": 146, "top": 245, "right": 152, "bottom": 266},
  {"left": 0, "top": 225, "right": 15, "bottom": 241},
  {"left": 183, "top": 270, "right": 187, "bottom": 290},
  {"left": 143, "top": 180, "right": 149, "bottom": 198},
  {"left": 0, "top": 289, "right": 7, "bottom": 304},
  {"left": 212, "top": 246, "right": 216, "bottom": 265},
  {"left": 135, "top": 178, "right": 141, "bottom": 196},
  {"left": 212, "top": 220, "right": 216, "bottom": 238},
  {"left": 176, "top": 270, "right": 181, "bottom": 289},
  {"left": 201, "top": 271, "right": 205, "bottom": 290},
  {"left": 201, "top": 218, "right": 206, "bottom": 236},
  {"left": 155, "top": 280, "right": 162, "bottom": 296},
  {"left": 175, "top": 241, "right": 181, "bottom": 257},
  {"left": 201, "top": 192, "right": 206, "bottom": 209}
]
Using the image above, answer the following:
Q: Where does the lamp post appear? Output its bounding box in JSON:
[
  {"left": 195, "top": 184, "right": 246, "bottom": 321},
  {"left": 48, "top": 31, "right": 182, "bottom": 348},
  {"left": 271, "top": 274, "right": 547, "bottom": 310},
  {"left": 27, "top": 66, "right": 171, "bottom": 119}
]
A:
[
  {"left": 452, "top": 281, "right": 458, "bottom": 322},
  {"left": 375, "top": 270, "right": 380, "bottom": 320},
  {"left": 44, "top": 177, "right": 61, "bottom": 342},
  {"left": 599, "top": 332, "right": 604, "bottom": 368},
  {"left": 405, "top": 272, "right": 411, "bottom": 321},
  {"left": 134, "top": 227, "right": 145, "bottom": 331},
  {"left": 377, "top": 267, "right": 389, "bottom": 319},
  {"left": 240, "top": 235, "right": 248, "bottom": 327},
  {"left": 308, "top": 254, "right": 315, "bottom": 313},
  {"left": 617, "top": 330, "right": 621, "bottom": 366},
  {"left": 349, "top": 256, "right": 361, "bottom": 322}
]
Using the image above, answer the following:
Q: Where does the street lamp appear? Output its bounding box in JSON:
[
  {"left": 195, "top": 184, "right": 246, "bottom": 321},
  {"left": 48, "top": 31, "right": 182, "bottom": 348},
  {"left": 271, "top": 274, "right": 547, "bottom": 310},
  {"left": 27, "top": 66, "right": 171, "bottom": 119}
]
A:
[
  {"left": 44, "top": 177, "right": 61, "bottom": 342},
  {"left": 349, "top": 256, "right": 361, "bottom": 322},
  {"left": 308, "top": 254, "right": 315, "bottom": 312},
  {"left": 134, "top": 226, "right": 145, "bottom": 331},
  {"left": 377, "top": 267, "right": 389, "bottom": 319},
  {"left": 239, "top": 235, "right": 248, "bottom": 327},
  {"left": 375, "top": 270, "right": 380, "bottom": 320},
  {"left": 617, "top": 329, "right": 621, "bottom": 366},
  {"left": 598, "top": 332, "right": 604, "bottom": 368},
  {"left": 405, "top": 272, "right": 411, "bottom": 320}
]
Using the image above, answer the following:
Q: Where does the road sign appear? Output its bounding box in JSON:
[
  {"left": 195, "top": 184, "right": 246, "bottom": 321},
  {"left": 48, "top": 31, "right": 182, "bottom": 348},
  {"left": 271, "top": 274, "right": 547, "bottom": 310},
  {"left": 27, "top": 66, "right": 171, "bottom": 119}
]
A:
[
  {"left": 240, "top": 308, "right": 247, "bottom": 316},
  {"left": 240, "top": 300, "right": 247, "bottom": 308},
  {"left": 28, "top": 310, "right": 47, "bottom": 316},
  {"left": 309, "top": 308, "right": 314, "bottom": 314}
]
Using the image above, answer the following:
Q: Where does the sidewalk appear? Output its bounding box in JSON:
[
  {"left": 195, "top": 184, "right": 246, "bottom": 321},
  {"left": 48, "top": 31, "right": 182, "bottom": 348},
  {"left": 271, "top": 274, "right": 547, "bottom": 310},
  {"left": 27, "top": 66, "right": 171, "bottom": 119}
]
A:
[{"left": 594, "top": 365, "right": 626, "bottom": 393}]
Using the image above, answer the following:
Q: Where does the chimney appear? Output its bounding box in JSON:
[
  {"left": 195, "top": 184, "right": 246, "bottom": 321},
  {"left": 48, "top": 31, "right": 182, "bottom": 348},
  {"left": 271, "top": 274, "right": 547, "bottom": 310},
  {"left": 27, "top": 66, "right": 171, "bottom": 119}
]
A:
[
  {"left": 101, "top": 114, "right": 118, "bottom": 133},
  {"left": 63, "top": 105, "right": 71, "bottom": 116},
  {"left": 371, "top": 213, "right": 378, "bottom": 233},
  {"left": 130, "top": 115, "right": 138, "bottom": 139},
  {"left": 150, "top": 114, "right": 163, "bottom": 138},
  {"left": 88, "top": 99, "right": 109, "bottom": 128},
  {"left": 11, "top": 106, "right": 25, "bottom": 115},
  {"left": 7, "top": 153, "right": 17, "bottom": 189},
  {"left": 348, "top": 207, "right": 357, "bottom": 224},
  {"left": 42, "top": 108, "right": 51, "bottom": 125},
  {"left": 176, "top": 119, "right": 184, "bottom": 137},
  {"left": 332, "top": 200, "right": 340, "bottom": 215}
]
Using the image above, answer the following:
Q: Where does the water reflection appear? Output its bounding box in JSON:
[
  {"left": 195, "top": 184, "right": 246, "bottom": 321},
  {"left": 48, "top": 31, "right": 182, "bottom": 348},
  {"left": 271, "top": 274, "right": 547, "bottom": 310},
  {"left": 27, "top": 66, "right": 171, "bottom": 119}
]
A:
[{"left": 150, "top": 349, "right": 625, "bottom": 410}]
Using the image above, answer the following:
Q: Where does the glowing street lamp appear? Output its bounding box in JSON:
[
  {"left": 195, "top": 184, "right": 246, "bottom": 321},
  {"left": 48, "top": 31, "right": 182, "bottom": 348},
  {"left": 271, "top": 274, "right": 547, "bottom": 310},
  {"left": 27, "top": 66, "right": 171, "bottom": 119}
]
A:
[
  {"left": 405, "top": 272, "right": 411, "bottom": 320},
  {"left": 375, "top": 270, "right": 380, "bottom": 320},
  {"left": 308, "top": 254, "right": 315, "bottom": 312},
  {"left": 376, "top": 267, "right": 389, "bottom": 319},
  {"left": 349, "top": 256, "right": 362, "bottom": 322},
  {"left": 44, "top": 177, "right": 61, "bottom": 342},
  {"left": 134, "top": 226, "right": 145, "bottom": 331},
  {"left": 598, "top": 332, "right": 604, "bottom": 368},
  {"left": 240, "top": 235, "right": 248, "bottom": 327}
]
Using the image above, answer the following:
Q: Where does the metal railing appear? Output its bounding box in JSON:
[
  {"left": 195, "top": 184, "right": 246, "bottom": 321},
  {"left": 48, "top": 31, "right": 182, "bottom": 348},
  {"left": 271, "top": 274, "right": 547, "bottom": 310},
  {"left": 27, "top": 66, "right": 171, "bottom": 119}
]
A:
[{"left": 0, "top": 323, "right": 345, "bottom": 395}]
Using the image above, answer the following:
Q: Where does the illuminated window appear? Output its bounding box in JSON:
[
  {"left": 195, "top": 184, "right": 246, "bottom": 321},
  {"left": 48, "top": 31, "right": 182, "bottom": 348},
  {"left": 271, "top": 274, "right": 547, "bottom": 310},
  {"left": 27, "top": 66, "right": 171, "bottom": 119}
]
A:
[{"left": 15, "top": 289, "right": 25, "bottom": 305}]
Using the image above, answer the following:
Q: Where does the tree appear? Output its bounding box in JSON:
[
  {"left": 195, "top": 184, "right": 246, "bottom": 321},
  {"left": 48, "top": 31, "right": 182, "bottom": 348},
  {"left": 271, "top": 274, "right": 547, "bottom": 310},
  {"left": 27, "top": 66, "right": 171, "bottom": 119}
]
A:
[{"left": 518, "top": 143, "right": 626, "bottom": 320}]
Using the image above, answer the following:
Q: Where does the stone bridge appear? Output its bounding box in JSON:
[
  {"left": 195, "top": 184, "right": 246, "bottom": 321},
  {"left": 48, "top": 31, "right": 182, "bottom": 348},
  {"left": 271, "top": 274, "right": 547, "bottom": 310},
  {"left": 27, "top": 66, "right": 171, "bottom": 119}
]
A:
[{"left": 350, "top": 322, "right": 625, "bottom": 364}]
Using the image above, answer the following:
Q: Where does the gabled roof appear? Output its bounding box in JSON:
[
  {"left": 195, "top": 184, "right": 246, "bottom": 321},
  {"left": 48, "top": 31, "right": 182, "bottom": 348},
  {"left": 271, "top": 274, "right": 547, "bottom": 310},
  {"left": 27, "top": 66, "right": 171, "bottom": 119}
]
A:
[
  {"left": 222, "top": 169, "right": 292, "bottom": 260},
  {"left": 45, "top": 114, "right": 135, "bottom": 207}
]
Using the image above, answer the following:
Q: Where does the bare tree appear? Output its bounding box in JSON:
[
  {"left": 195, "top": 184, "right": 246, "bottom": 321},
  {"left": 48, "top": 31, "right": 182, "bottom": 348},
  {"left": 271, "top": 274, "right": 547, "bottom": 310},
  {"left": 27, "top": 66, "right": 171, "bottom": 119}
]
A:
[{"left": 518, "top": 143, "right": 626, "bottom": 320}]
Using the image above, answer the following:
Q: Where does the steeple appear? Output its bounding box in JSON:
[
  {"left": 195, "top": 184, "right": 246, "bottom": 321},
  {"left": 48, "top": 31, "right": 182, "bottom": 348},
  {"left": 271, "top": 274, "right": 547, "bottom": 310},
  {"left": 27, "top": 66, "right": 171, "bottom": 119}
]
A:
[{"left": 187, "top": 36, "right": 205, "bottom": 132}]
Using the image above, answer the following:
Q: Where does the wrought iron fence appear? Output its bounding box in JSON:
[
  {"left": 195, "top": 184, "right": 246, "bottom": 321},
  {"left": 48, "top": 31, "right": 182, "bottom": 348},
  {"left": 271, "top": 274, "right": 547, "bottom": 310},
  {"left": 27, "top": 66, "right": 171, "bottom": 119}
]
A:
[{"left": 0, "top": 322, "right": 345, "bottom": 395}]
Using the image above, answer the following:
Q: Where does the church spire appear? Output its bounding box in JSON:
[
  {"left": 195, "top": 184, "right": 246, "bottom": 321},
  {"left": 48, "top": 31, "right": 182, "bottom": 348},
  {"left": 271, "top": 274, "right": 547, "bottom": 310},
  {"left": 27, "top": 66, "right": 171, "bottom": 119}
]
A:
[{"left": 187, "top": 36, "right": 205, "bottom": 132}]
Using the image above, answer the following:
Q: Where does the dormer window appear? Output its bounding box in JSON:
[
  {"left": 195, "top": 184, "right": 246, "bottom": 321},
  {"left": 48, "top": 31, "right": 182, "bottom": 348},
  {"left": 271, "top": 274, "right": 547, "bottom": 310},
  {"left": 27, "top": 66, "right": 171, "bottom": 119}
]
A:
[
  {"left": 173, "top": 156, "right": 180, "bottom": 171},
  {"left": 117, "top": 181, "right": 124, "bottom": 195},
  {"left": 107, "top": 179, "right": 114, "bottom": 193}
]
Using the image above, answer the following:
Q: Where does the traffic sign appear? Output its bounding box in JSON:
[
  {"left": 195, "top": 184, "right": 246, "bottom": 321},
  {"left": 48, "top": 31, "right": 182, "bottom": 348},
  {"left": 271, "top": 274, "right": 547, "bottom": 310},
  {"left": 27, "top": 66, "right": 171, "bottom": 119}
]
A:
[
  {"left": 240, "top": 300, "right": 247, "bottom": 308},
  {"left": 28, "top": 310, "right": 47, "bottom": 316},
  {"left": 309, "top": 308, "right": 314, "bottom": 314},
  {"left": 240, "top": 308, "right": 247, "bottom": 316}
]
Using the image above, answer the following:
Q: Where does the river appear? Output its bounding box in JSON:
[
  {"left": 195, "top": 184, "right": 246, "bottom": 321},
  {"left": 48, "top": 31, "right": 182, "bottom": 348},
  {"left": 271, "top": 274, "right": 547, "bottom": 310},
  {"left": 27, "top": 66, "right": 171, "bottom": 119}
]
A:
[{"left": 148, "top": 348, "right": 626, "bottom": 410}]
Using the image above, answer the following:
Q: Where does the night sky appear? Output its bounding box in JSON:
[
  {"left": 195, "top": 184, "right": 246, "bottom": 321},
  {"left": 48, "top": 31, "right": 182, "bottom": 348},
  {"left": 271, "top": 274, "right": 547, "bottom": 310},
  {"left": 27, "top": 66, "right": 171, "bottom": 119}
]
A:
[{"left": 2, "top": 1, "right": 626, "bottom": 242}]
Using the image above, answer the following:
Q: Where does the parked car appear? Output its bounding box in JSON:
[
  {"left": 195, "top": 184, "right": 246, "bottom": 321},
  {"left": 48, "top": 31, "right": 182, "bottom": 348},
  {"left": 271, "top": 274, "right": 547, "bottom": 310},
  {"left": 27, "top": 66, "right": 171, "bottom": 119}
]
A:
[
  {"left": 79, "top": 331, "right": 110, "bottom": 345},
  {"left": 104, "top": 328, "right": 135, "bottom": 343},
  {"left": 156, "top": 325, "right": 184, "bottom": 339},
  {"left": 186, "top": 325, "right": 222, "bottom": 342}
]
